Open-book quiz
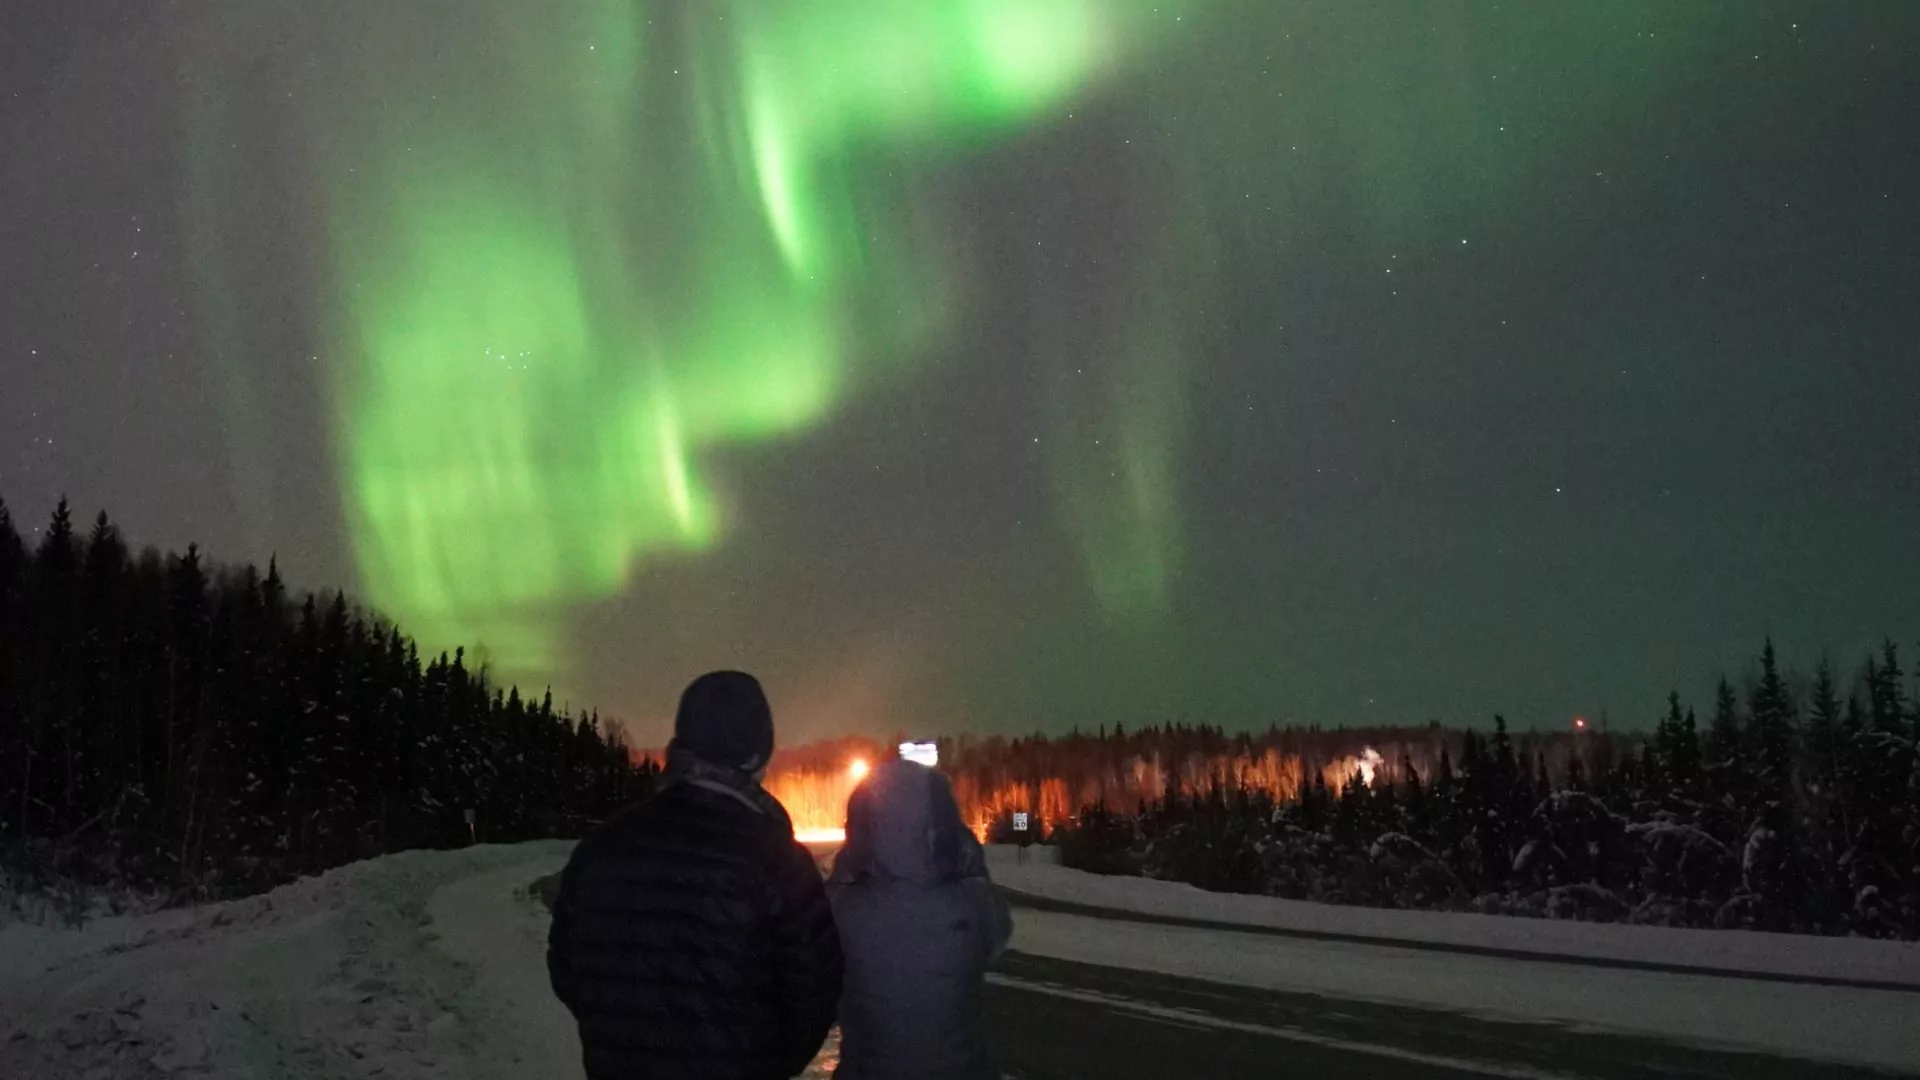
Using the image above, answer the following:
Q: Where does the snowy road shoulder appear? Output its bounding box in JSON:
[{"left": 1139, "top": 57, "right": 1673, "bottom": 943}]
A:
[
  {"left": 421, "top": 848, "right": 581, "bottom": 1080},
  {"left": 983, "top": 852, "right": 1920, "bottom": 1071},
  {"left": 985, "top": 950, "right": 1912, "bottom": 1080},
  {"left": 7, "top": 841, "right": 1915, "bottom": 1079},
  {"left": 0, "top": 841, "right": 849, "bottom": 1080},
  {"left": 987, "top": 853, "right": 1920, "bottom": 989},
  {"left": 1004, "top": 905, "right": 1920, "bottom": 1071},
  {"left": 0, "top": 842, "right": 578, "bottom": 1080}
]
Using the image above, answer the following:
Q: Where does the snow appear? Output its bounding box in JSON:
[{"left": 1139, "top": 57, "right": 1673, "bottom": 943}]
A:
[
  {"left": 987, "top": 851, "right": 1920, "bottom": 1071},
  {"left": 1008, "top": 909, "right": 1920, "bottom": 1070},
  {"left": 0, "top": 841, "right": 844, "bottom": 1079},
  {"left": 985, "top": 848, "right": 1920, "bottom": 987},
  {"left": 9, "top": 840, "right": 1915, "bottom": 1077}
]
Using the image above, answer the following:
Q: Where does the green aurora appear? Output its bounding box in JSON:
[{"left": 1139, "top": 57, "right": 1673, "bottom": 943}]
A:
[
  {"left": 180, "top": 0, "right": 1740, "bottom": 701},
  {"left": 188, "top": 0, "right": 1198, "bottom": 679}
]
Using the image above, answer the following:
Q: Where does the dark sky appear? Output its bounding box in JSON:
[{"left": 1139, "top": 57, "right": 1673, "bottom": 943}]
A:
[{"left": 3, "top": 2, "right": 1917, "bottom": 745}]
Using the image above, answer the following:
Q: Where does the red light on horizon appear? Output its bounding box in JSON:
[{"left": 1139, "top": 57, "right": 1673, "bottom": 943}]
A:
[{"left": 1573, "top": 716, "right": 1588, "bottom": 730}]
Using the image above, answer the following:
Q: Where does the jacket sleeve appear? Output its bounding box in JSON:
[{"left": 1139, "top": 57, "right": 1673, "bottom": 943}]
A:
[
  {"left": 766, "top": 839, "right": 844, "bottom": 1077},
  {"left": 962, "top": 876, "right": 1014, "bottom": 964},
  {"left": 545, "top": 843, "right": 586, "bottom": 1012},
  {"left": 956, "top": 832, "right": 1013, "bottom": 963}
]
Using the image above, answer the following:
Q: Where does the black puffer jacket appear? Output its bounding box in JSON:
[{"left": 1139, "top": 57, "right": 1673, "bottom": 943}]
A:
[{"left": 548, "top": 757, "right": 843, "bottom": 1080}]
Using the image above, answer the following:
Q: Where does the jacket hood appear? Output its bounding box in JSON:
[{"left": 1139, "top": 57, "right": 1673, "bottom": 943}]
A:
[
  {"left": 662, "top": 746, "right": 791, "bottom": 826},
  {"left": 831, "top": 760, "right": 980, "bottom": 884},
  {"left": 668, "top": 670, "right": 775, "bottom": 773}
]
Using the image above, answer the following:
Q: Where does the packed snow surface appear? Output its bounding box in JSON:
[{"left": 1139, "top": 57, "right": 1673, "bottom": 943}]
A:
[
  {"left": 985, "top": 849, "right": 1920, "bottom": 986},
  {"left": 988, "top": 851, "right": 1920, "bottom": 1070},
  {"left": 0, "top": 843, "right": 861, "bottom": 1080},
  {"left": 6, "top": 841, "right": 1917, "bottom": 1077},
  {"left": 3, "top": 843, "right": 576, "bottom": 1079}
]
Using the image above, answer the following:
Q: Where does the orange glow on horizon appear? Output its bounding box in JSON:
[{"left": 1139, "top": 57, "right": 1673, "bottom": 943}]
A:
[
  {"left": 765, "top": 756, "right": 870, "bottom": 846},
  {"left": 765, "top": 747, "right": 1402, "bottom": 842}
]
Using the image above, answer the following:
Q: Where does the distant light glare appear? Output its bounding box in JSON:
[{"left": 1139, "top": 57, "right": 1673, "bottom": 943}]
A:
[
  {"left": 848, "top": 758, "right": 871, "bottom": 782},
  {"left": 1357, "top": 747, "right": 1384, "bottom": 787}
]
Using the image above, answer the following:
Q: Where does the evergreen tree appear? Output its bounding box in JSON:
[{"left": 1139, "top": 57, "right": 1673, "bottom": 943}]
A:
[
  {"left": 23, "top": 498, "right": 81, "bottom": 837},
  {"left": 0, "top": 498, "right": 24, "bottom": 843},
  {"left": 36, "top": 497, "right": 78, "bottom": 577},
  {"left": 1805, "top": 659, "right": 1846, "bottom": 805},
  {"left": 0, "top": 497, "right": 21, "bottom": 590},
  {"left": 14, "top": 492, "right": 1920, "bottom": 938},
  {"left": 1841, "top": 691, "right": 1869, "bottom": 792},
  {"left": 1654, "top": 691, "right": 1702, "bottom": 802},
  {"left": 1649, "top": 695, "right": 1674, "bottom": 802},
  {"left": 1300, "top": 770, "right": 1331, "bottom": 828},
  {"left": 1565, "top": 749, "right": 1587, "bottom": 792},
  {"left": 1704, "top": 677, "right": 1745, "bottom": 813},
  {"left": 1490, "top": 716, "right": 1520, "bottom": 797},
  {"left": 1679, "top": 707, "right": 1701, "bottom": 794},
  {"left": 1399, "top": 753, "right": 1426, "bottom": 833},
  {"left": 1746, "top": 640, "right": 1798, "bottom": 811},
  {"left": 1487, "top": 716, "right": 1524, "bottom": 880},
  {"left": 1852, "top": 644, "right": 1915, "bottom": 935},
  {"left": 74, "top": 512, "right": 128, "bottom": 832},
  {"left": 1332, "top": 769, "right": 1368, "bottom": 847},
  {"left": 1867, "top": 642, "right": 1909, "bottom": 740},
  {"left": 0, "top": 497, "right": 656, "bottom": 901}
]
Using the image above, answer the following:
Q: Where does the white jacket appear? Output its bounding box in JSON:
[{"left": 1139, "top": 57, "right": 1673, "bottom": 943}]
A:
[{"left": 827, "top": 761, "right": 1013, "bottom": 1080}]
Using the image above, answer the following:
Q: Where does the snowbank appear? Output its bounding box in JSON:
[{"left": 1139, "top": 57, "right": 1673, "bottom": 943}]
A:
[
  {"left": 12, "top": 839, "right": 1912, "bottom": 1077},
  {"left": 984, "top": 844, "right": 1062, "bottom": 867},
  {"left": 0, "top": 841, "right": 844, "bottom": 1080},
  {"left": 987, "top": 856, "right": 1920, "bottom": 988},
  {"left": 1008, "top": 907, "right": 1920, "bottom": 1071}
]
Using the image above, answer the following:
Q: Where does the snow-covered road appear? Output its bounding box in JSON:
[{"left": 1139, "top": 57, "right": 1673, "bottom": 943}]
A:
[
  {"left": 1004, "top": 906, "right": 1920, "bottom": 1070},
  {"left": 988, "top": 855, "right": 1920, "bottom": 1074},
  {"left": 1, "top": 842, "right": 845, "bottom": 1080},
  {"left": 5, "top": 841, "right": 1916, "bottom": 1079},
  {"left": 2, "top": 842, "right": 577, "bottom": 1080}
]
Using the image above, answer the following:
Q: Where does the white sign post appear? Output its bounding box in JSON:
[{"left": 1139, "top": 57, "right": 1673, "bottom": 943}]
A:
[
  {"left": 1012, "top": 811, "right": 1031, "bottom": 862},
  {"left": 1012, "top": 812, "right": 1029, "bottom": 832},
  {"left": 463, "top": 808, "right": 476, "bottom": 845}
]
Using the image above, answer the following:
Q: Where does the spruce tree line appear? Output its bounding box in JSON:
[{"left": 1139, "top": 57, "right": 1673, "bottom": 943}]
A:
[
  {"left": 935, "top": 720, "right": 1595, "bottom": 842},
  {"left": 0, "top": 497, "right": 657, "bottom": 907},
  {"left": 1060, "top": 642, "right": 1920, "bottom": 939}
]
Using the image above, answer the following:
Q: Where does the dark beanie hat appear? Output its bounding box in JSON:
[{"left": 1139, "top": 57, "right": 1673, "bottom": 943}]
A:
[{"left": 671, "top": 670, "right": 775, "bottom": 772}]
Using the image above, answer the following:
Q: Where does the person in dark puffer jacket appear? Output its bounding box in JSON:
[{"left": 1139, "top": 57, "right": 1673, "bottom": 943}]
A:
[{"left": 547, "top": 670, "right": 843, "bottom": 1080}]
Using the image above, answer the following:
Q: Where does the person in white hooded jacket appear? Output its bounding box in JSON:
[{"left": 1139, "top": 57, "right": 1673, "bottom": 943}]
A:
[{"left": 826, "top": 759, "right": 1014, "bottom": 1080}]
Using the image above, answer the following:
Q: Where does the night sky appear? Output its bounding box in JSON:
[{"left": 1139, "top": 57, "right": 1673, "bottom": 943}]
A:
[{"left": 4, "top": 2, "right": 1917, "bottom": 745}]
